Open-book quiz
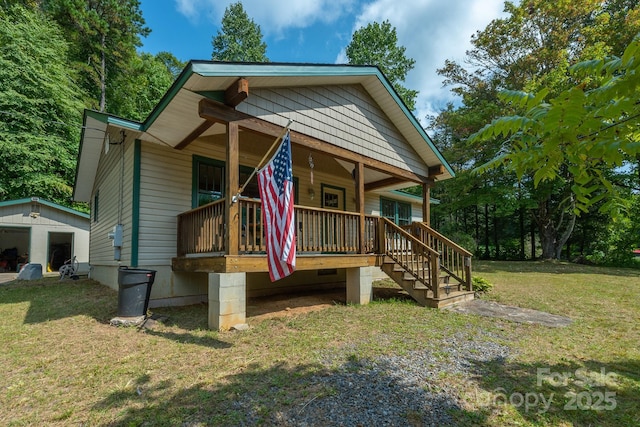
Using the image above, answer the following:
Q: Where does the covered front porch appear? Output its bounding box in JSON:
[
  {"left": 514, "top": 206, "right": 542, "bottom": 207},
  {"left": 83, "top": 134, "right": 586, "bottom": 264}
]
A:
[
  {"left": 168, "top": 96, "right": 472, "bottom": 330},
  {"left": 172, "top": 197, "right": 474, "bottom": 330}
]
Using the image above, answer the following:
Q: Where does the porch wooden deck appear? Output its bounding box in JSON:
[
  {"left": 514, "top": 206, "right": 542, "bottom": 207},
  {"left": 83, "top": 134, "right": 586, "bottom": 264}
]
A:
[{"left": 172, "top": 197, "right": 474, "bottom": 309}]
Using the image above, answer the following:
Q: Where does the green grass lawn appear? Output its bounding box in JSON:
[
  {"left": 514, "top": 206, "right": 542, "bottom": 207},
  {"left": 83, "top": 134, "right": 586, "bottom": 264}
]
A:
[{"left": 0, "top": 261, "right": 638, "bottom": 426}]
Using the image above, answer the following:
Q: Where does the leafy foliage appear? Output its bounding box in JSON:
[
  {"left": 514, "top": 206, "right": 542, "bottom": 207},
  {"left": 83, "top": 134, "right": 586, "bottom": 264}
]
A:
[
  {"left": 108, "top": 52, "right": 183, "bottom": 122},
  {"left": 42, "top": 0, "right": 150, "bottom": 113},
  {"left": 0, "top": 5, "right": 82, "bottom": 204},
  {"left": 432, "top": 0, "right": 640, "bottom": 261},
  {"left": 211, "top": 2, "right": 268, "bottom": 62},
  {"left": 472, "top": 275, "right": 493, "bottom": 293},
  {"left": 346, "top": 20, "right": 418, "bottom": 111},
  {"left": 471, "top": 34, "right": 640, "bottom": 216}
]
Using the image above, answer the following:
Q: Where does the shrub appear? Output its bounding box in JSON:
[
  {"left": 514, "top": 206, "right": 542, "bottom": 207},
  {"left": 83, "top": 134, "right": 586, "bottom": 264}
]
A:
[{"left": 472, "top": 276, "right": 493, "bottom": 294}]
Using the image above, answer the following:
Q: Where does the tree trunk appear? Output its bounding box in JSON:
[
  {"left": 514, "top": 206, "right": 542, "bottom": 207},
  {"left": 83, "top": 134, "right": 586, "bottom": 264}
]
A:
[
  {"left": 519, "top": 206, "right": 526, "bottom": 260},
  {"left": 493, "top": 205, "right": 499, "bottom": 259},
  {"left": 530, "top": 218, "right": 536, "bottom": 260},
  {"left": 99, "top": 33, "right": 107, "bottom": 112},
  {"left": 518, "top": 182, "right": 525, "bottom": 260},
  {"left": 535, "top": 198, "right": 577, "bottom": 260},
  {"left": 475, "top": 205, "right": 479, "bottom": 245},
  {"left": 484, "top": 204, "right": 490, "bottom": 258},
  {"left": 555, "top": 209, "right": 577, "bottom": 260}
]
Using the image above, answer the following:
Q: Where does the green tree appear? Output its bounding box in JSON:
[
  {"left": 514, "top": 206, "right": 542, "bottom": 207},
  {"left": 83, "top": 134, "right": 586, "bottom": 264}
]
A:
[
  {"left": 211, "top": 2, "right": 268, "bottom": 62},
  {"left": 346, "top": 20, "right": 417, "bottom": 111},
  {"left": 471, "top": 34, "right": 640, "bottom": 216},
  {"left": 156, "top": 51, "right": 185, "bottom": 79},
  {"left": 42, "top": 0, "right": 150, "bottom": 113},
  {"left": 108, "top": 52, "right": 183, "bottom": 121},
  {"left": 0, "top": 5, "right": 83, "bottom": 204},
  {"left": 433, "top": 0, "right": 640, "bottom": 260}
]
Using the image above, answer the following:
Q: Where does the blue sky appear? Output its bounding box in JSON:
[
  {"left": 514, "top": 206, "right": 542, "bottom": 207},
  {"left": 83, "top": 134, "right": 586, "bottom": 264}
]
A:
[{"left": 139, "top": 0, "right": 506, "bottom": 122}]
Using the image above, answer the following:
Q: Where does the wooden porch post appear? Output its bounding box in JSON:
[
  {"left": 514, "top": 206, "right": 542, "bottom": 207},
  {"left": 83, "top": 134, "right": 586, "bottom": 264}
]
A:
[
  {"left": 226, "top": 122, "right": 240, "bottom": 255},
  {"left": 422, "top": 181, "right": 433, "bottom": 226},
  {"left": 355, "top": 162, "right": 365, "bottom": 253}
]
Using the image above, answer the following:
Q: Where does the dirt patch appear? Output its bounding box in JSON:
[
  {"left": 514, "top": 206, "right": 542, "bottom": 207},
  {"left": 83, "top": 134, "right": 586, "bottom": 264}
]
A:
[
  {"left": 246, "top": 288, "right": 346, "bottom": 321},
  {"left": 0, "top": 273, "right": 17, "bottom": 284},
  {"left": 245, "top": 285, "right": 415, "bottom": 321}
]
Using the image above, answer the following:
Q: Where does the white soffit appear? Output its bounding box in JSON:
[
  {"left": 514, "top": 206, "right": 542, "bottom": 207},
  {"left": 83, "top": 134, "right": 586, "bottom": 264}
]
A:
[{"left": 74, "top": 115, "right": 107, "bottom": 202}]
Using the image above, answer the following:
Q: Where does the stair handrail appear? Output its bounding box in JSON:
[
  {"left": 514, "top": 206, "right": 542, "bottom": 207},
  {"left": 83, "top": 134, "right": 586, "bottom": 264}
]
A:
[
  {"left": 414, "top": 223, "right": 473, "bottom": 256},
  {"left": 412, "top": 222, "right": 473, "bottom": 291},
  {"left": 379, "top": 218, "right": 441, "bottom": 298}
]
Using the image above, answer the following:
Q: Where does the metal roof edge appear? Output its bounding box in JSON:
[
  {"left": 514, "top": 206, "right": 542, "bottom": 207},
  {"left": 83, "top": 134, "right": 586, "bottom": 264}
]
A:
[
  {"left": 73, "top": 112, "right": 91, "bottom": 200},
  {"left": 84, "top": 109, "right": 143, "bottom": 131},
  {"left": 0, "top": 198, "right": 90, "bottom": 219},
  {"left": 189, "top": 61, "right": 379, "bottom": 77}
]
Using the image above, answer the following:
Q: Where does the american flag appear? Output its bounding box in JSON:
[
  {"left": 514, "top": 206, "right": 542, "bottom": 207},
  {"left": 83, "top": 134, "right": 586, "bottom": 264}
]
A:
[{"left": 257, "top": 131, "right": 296, "bottom": 281}]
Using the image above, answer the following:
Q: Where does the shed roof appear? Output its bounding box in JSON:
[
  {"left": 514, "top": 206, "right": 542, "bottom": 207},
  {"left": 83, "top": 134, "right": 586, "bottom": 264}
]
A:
[{"left": 0, "top": 198, "right": 89, "bottom": 219}]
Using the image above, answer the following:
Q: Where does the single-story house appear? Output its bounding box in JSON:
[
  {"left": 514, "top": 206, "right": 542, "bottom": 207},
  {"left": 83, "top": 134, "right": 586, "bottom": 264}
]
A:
[
  {"left": 73, "top": 62, "right": 473, "bottom": 330},
  {"left": 0, "top": 197, "right": 89, "bottom": 273}
]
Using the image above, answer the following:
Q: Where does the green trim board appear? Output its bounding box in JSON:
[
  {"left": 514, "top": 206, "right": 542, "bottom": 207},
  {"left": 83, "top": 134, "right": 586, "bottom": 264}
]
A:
[
  {"left": 131, "top": 139, "right": 141, "bottom": 267},
  {"left": 84, "top": 109, "right": 143, "bottom": 131},
  {"left": 93, "top": 191, "right": 99, "bottom": 222},
  {"left": 0, "top": 198, "right": 89, "bottom": 219},
  {"left": 196, "top": 90, "right": 226, "bottom": 103}
]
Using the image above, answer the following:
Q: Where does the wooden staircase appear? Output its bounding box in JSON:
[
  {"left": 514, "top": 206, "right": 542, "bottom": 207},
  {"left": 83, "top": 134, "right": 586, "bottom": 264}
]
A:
[{"left": 378, "top": 218, "right": 474, "bottom": 308}]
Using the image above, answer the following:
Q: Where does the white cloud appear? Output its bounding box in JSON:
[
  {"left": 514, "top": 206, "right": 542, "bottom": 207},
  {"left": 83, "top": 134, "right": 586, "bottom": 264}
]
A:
[
  {"left": 351, "top": 0, "right": 506, "bottom": 123},
  {"left": 174, "top": 0, "right": 358, "bottom": 36},
  {"left": 173, "top": 0, "right": 505, "bottom": 123}
]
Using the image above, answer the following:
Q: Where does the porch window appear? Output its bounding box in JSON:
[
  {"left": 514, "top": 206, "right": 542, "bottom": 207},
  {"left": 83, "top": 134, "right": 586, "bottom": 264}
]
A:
[
  {"left": 239, "top": 167, "right": 299, "bottom": 202},
  {"left": 192, "top": 156, "right": 224, "bottom": 208},
  {"left": 192, "top": 156, "right": 299, "bottom": 208},
  {"left": 381, "top": 197, "right": 411, "bottom": 226}
]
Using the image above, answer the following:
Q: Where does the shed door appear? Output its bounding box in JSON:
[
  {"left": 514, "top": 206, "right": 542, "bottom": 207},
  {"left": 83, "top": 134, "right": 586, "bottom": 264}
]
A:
[
  {"left": 0, "top": 227, "right": 30, "bottom": 272},
  {"left": 48, "top": 232, "right": 73, "bottom": 271}
]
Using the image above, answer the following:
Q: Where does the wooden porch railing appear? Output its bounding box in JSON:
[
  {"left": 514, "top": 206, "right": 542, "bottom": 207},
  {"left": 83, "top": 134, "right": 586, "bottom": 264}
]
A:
[
  {"left": 380, "top": 217, "right": 441, "bottom": 298},
  {"left": 294, "top": 204, "right": 360, "bottom": 253},
  {"left": 177, "top": 198, "right": 380, "bottom": 256},
  {"left": 177, "top": 199, "right": 225, "bottom": 256},
  {"left": 406, "top": 222, "right": 473, "bottom": 291}
]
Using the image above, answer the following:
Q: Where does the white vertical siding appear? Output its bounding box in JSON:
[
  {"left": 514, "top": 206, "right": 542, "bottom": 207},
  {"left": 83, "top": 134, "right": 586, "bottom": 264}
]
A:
[{"left": 137, "top": 141, "right": 192, "bottom": 265}]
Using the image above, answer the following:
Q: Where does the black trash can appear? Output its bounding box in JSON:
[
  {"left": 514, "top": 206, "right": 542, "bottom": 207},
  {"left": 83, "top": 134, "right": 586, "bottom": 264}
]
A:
[{"left": 117, "top": 267, "right": 156, "bottom": 317}]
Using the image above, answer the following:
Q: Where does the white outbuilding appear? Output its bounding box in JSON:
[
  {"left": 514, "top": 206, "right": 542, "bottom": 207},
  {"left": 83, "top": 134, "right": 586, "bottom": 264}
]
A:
[{"left": 0, "top": 197, "right": 89, "bottom": 274}]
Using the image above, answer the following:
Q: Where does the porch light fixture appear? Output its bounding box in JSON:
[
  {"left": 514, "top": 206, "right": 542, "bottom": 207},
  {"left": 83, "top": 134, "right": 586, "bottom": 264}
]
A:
[{"left": 308, "top": 188, "right": 315, "bottom": 200}]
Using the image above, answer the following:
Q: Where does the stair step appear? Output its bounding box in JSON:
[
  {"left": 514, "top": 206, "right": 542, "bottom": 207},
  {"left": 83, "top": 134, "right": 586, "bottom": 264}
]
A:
[{"left": 380, "top": 256, "right": 472, "bottom": 309}]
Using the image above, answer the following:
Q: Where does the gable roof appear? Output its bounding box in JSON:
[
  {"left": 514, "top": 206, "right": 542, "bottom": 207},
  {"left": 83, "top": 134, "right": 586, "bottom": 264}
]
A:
[
  {"left": 74, "top": 62, "right": 454, "bottom": 201},
  {"left": 0, "top": 197, "right": 90, "bottom": 219}
]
